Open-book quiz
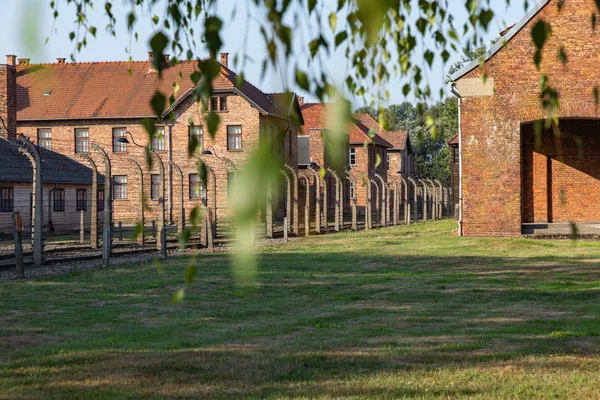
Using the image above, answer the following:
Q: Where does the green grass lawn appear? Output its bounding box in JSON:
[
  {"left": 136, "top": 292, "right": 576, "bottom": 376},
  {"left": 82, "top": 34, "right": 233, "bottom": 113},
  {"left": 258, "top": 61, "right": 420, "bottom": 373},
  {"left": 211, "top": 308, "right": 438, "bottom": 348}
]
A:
[{"left": 2, "top": 220, "right": 600, "bottom": 399}]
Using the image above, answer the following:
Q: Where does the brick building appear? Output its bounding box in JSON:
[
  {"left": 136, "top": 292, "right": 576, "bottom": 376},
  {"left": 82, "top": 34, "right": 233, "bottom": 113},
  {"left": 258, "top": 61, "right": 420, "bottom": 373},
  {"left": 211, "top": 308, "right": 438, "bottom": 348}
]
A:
[
  {"left": 4, "top": 53, "right": 301, "bottom": 232},
  {"left": 450, "top": 0, "right": 600, "bottom": 236}
]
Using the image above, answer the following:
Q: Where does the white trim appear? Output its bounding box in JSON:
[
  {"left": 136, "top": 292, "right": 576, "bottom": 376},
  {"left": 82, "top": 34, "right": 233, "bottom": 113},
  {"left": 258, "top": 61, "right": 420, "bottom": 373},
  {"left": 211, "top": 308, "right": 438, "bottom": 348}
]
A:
[{"left": 449, "top": 0, "right": 550, "bottom": 82}]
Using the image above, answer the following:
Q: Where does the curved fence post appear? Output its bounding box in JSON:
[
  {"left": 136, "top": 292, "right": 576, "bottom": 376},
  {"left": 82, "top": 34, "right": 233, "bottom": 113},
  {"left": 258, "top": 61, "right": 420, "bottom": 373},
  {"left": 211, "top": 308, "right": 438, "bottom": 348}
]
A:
[
  {"left": 399, "top": 174, "right": 409, "bottom": 225},
  {"left": 327, "top": 168, "right": 341, "bottom": 232},
  {"left": 128, "top": 158, "right": 145, "bottom": 245},
  {"left": 418, "top": 179, "right": 428, "bottom": 222},
  {"left": 300, "top": 174, "right": 310, "bottom": 236},
  {"left": 91, "top": 143, "right": 112, "bottom": 265},
  {"left": 435, "top": 179, "right": 444, "bottom": 218},
  {"left": 346, "top": 172, "right": 358, "bottom": 231},
  {"left": 307, "top": 166, "right": 321, "bottom": 234},
  {"left": 374, "top": 173, "right": 387, "bottom": 227},
  {"left": 81, "top": 154, "right": 99, "bottom": 248},
  {"left": 389, "top": 175, "right": 400, "bottom": 226},
  {"left": 408, "top": 177, "right": 418, "bottom": 223},
  {"left": 284, "top": 164, "right": 299, "bottom": 236},
  {"left": 280, "top": 169, "right": 292, "bottom": 236},
  {"left": 170, "top": 162, "right": 185, "bottom": 234},
  {"left": 17, "top": 136, "right": 43, "bottom": 267}
]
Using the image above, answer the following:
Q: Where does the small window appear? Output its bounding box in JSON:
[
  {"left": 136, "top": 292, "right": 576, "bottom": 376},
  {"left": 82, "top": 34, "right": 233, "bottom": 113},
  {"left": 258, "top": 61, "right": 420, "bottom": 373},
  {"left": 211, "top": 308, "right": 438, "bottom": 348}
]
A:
[
  {"left": 151, "top": 127, "right": 165, "bottom": 151},
  {"left": 189, "top": 125, "right": 203, "bottom": 152},
  {"left": 349, "top": 180, "right": 355, "bottom": 200},
  {"left": 0, "top": 187, "right": 14, "bottom": 212},
  {"left": 112, "top": 128, "right": 127, "bottom": 153},
  {"left": 227, "top": 172, "right": 236, "bottom": 200},
  {"left": 151, "top": 174, "right": 160, "bottom": 200},
  {"left": 219, "top": 96, "right": 227, "bottom": 111},
  {"left": 53, "top": 189, "right": 65, "bottom": 212},
  {"left": 98, "top": 190, "right": 105, "bottom": 211},
  {"left": 227, "top": 125, "right": 242, "bottom": 151},
  {"left": 75, "top": 128, "right": 89, "bottom": 153},
  {"left": 349, "top": 148, "right": 356, "bottom": 166},
  {"left": 453, "top": 149, "right": 459, "bottom": 164},
  {"left": 210, "top": 97, "right": 218, "bottom": 111},
  {"left": 38, "top": 129, "right": 52, "bottom": 150},
  {"left": 387, "top": 154, "right": 390, "bottom": 170},
  {"left": 76, "top": 189, "right": 87, "bottom": 211},
  {"left": 189, "top": 174, "right": 204, "bottom": 199},
  {"left": 113, "top": 176, "right": 127, "bottom": 199}
]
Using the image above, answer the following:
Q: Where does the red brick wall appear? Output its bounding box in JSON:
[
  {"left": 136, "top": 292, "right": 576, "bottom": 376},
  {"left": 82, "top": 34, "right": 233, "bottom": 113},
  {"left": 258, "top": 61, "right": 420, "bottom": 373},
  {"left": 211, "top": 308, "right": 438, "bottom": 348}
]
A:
[
  {"left": 522, "top": 119, "right": 600, "bottom": 223},
  {"left": 17, "top": 93, "right": 296, "bottom": 226},
  {"left": 0, "top": 63, "right": 16, "bottom": 138},
  {"left": 457, "top": 0, "right": 600, "bottom": 236}
]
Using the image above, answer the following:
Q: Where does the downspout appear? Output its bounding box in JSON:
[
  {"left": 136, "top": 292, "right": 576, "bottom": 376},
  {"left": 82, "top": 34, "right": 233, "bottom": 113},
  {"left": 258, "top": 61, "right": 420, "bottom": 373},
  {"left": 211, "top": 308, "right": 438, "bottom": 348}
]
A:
[
  {"left": 167, "top": 123, "right": 173, "bottom": 224},
  {"left": 451, "top": 84, "right": 463, "bottom": 237}
]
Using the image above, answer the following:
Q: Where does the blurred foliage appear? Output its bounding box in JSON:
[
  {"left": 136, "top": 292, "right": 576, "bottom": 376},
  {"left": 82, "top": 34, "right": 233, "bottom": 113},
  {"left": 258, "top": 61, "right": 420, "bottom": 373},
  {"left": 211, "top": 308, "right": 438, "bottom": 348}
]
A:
[{"left": 49, "top": 0, "right": 594, "bottom": 290}]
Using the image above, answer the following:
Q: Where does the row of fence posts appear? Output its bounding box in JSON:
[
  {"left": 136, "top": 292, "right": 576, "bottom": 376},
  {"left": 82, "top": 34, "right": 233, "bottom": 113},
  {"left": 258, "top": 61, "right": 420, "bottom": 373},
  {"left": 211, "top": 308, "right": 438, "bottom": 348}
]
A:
[
  {"left": 11, "top": 138, "right": 217, "bottom": 277},
  {"left": 11, "top": 141, "right": 448, "bottom": 276},
  {"left": 266, "top": 164, "right": 452, "bottom": 238}
]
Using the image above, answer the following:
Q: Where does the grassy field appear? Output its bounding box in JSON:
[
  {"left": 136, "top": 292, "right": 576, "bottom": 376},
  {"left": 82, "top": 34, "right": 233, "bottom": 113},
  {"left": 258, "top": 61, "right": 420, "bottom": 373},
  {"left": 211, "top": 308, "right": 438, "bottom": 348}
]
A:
[{"left": 2, "top": 220, "right": 600, "bottom": 399}]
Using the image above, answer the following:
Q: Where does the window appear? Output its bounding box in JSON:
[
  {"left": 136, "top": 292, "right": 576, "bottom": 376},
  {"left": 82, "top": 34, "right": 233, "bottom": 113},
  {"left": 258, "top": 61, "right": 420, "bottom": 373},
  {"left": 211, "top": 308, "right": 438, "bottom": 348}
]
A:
[
  {"left": 387, "top": 155, "right": 390, "bottom": 170},
  {"left": 453, "top": 149, "right": 459, "bottom": 164},
  {"left": 349, "top": 180, "right": 355, "bottom": 200},
  {"left": 210, "top": 96, "right": 218, "bottom": 111},
  {"left": 189, "top": 174, "right": 204, "bottom": 199},
  {"left": 151, "top": 174, "right": 160, "bottom": 200},
  {"left": 112, "top": 128, "right": 127, "bottom": 153},
  {"left": 0, "top": 187, "right": 14, "bottom": 212},
  {"left": 113, "top": 176, "right": 127, "bottom": 199},
  {"left": 189, "top": 125, "right": 203, "bottom": 151},
  {"left": 53, "top": 189, "right": 65, "bottom": 212},
  {"left": 151, "top": 127, "right": 165, "bottom": 151},
  {"left": 227, "top": 125, "right": 242, "bottom": 151},
  {"left": 227, "top": 172, "right": 236, "bottom": 200},
  {"left": 219, "top": 96, "right": 227, "bottom": 111},
  {"left": 76, "top": 189, "right": 87, "bottom": 211},
  {"left": 349, "top": 148, "right": 356, "bottom": 166},
  {"left": 38, "top": 129, "right": 51, "bottom": 150},
  {"left": 75, "top": 128, "right": 89, "bottom": 153},
  {"left": 98, "top": 190, "right": 105, "bottom": 211}
]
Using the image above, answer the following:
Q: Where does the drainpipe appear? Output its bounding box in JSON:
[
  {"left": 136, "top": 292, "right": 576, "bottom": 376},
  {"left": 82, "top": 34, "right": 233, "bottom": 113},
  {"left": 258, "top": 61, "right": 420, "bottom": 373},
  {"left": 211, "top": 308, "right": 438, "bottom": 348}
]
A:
[
  {"left": 451, "top": 84, "right": 463, "bottom": 237},
  {"left": 167, "top": 122, "right": 174, "bottom": 224}
]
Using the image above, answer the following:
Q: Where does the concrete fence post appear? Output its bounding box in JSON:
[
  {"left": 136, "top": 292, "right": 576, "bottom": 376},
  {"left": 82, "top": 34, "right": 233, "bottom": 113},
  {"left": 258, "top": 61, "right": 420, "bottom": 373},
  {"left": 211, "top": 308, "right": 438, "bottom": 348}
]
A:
[
  {"left": 128, "top": 158, "right": 145, "bottom": 245},
  {"left": 170, "top": 162, "right": 185, "bottom": 235},
  {"left": 408, "top": 177, "right": 418, "bottom": 223},
  {"left": 80, "top": 210, "right": 85, "bottom": 243},
  {"left": 301, "top": 175, "right": 310, "bottom": 237},
  {"left": 284, "top": 164, "right": 299, "bottom": 236},
  {"left": 18, "top": 136, "right": 43, "bottom": 268},
  {"left": 91, "top": 143, "right": 112, "bottom": 266},
  {"left": 307, "top": 166, "right": 321, "bottom": 234},
  {"left": 12, "top": 211, "right": 24, "bottom": 279},
  {"left": 346, "top": 172, "right": 358, "bottom": 231},
  {"left": 280, "top": 169, "right": 292, "bottom": 236},
  {"left": 283, "top": 217, "right": 288, "bottom": 242},
  {"left": 81, "top": 154, "right": 99, "bottom": 249},
  {"left": 327, "top": 169, "right": 341, "bottom": 232},
  {"left": 266, "top": 182, "right": 274, "bottom": 238},
  {"left": 418, "top": 179, "right": 428, "bottom": 222}
]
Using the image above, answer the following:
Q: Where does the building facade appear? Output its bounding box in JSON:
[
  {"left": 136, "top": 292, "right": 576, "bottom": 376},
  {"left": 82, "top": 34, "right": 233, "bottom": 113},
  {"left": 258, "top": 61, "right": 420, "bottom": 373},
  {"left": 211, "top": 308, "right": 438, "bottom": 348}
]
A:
[{"left": 450, "top": 0, "right": 600, "bottom": 236}]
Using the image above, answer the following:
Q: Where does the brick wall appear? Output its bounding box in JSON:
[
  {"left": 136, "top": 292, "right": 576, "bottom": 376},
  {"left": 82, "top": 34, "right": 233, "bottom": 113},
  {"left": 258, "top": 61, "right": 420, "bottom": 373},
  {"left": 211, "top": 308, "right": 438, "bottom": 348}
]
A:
[
  {"left": 17, "top": 93, "right": 296, "bottom": 227},
  {"left": 0, "top": 61, "right": 16, "bottom": 138},
  {"left": 456, "top": 0, "right": 600, "bottom": 236}
]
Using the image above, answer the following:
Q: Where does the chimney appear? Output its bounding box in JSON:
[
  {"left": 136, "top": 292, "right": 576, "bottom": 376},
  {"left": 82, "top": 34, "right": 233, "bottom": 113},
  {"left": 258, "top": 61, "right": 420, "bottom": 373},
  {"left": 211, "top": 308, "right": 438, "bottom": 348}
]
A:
[
  {"left": 220, "top": 52, "right": 229, "bottom": 67},
  {"left": 147, "top": 51, "right": 154, "bottom": 64},
  {"left": 298, "top": 96, "right": 305, "bottom": 107},
  {"left": 56, "top": 58, "right": 66, "bottom": 64},
  {"left": 6, "top": 55, "right": 16, "bottom": 67},
  {"left": 18, "top": 58, "right": 30, "bottom": 66},
  {"left": 0, "top": 60, "right": 17, "bottom": 139},
  {"left": 163, "top": 54, "right": 170, "bottom": 63}
]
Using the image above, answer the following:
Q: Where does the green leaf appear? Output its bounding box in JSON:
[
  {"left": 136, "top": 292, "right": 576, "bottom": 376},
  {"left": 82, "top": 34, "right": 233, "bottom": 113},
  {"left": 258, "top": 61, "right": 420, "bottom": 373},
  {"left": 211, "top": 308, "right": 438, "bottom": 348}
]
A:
[
  {"left": 558, "top": 47, "right": 568, "bottom": 64},
  {"left": 189, "top": 206, "right": 203, "bottom": 228},
  {"left": 172, "top": 288, "right": 185, "bottom": 304},
  {"left": 188, "top": 134, "right": 199, "bottom": 157},
  {"left": 329, "top": 12, "right": 337, "bottom": 31},
  {"left": 308, "top": 0, "right": 317, "bottom": 13},
  {"left": 531, "top": 19, "right": 551, "bottom": 51},
  {"left": 295, "top": 68, "right": 309, "bottom": 91},
  {"left": 151, "top": 91, "right": 166, "bottom": 117},
  {"left": 335, "top": 31, "right": 348, "bottom": 47},
  {"left": 179, "top": 228, "right": 192, "bottom": 250},
  {"left": 149, "top": 31, "right": 168, "bottom": 73},
  {"left": 424, "top": 50, "right": 434, "bottom": 67},
  {"left": 184, "top": 264, "right": 197, "bottom": 285},
  {"left": 205, "top": 112, "right": 220, "bottom": 139}
]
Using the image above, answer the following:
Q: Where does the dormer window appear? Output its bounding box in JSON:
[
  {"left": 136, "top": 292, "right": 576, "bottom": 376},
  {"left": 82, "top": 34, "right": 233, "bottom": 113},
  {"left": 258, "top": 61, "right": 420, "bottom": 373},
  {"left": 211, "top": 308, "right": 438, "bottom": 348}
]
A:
[{"left": 43, "top": 89, "right": 52, "bottom": 96}]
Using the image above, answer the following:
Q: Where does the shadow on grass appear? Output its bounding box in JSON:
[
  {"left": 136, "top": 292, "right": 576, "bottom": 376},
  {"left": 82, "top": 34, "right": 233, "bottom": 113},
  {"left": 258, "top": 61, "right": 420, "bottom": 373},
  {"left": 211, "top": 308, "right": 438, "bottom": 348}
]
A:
[{"left": 2, "top": 242, "right": 600, "bottom": 398}]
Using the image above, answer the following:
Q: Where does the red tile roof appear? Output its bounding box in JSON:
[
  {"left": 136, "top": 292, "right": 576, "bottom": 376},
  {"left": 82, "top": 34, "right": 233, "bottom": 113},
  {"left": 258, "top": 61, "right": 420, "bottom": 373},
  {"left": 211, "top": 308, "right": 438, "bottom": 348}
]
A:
[
  {"left": 16, "top": 60, "right": 287, "bottom": 121},
  {"left": 448, "top": 133, "right": 459, "bottom": 146},
  {"left": 378, "top": 130, "right": 409, "bottom": 151},
  {"left": 351, "top": 113, "right": 392, "bottom": 147}
]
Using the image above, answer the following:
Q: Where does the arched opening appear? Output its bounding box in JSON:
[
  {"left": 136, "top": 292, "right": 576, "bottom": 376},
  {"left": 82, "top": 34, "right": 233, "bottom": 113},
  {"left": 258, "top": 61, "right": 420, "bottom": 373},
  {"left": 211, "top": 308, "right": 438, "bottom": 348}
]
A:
[{"left": 521, "top": 118, "right": 600, "bottom": 232}]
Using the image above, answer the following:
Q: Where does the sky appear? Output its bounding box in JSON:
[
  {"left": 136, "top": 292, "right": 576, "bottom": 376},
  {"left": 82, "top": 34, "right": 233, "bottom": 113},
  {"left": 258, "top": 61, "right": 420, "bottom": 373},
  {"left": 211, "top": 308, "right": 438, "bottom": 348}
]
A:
[{"left": 0, "top": 0, "right": 531, "bottom": 107}]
